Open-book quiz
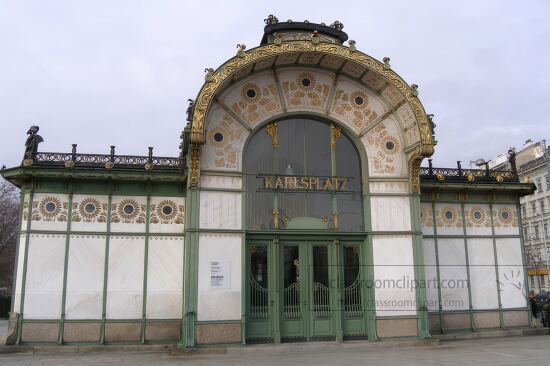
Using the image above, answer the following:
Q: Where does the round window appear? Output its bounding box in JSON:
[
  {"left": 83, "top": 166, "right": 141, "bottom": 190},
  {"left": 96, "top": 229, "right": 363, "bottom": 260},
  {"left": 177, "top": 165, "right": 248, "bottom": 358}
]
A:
[
  {"left": 45, "top": 202, "right": 56, "bottom": 213},
  {"left": 501, "top": 211, "right": 510, "bottom": 220},
  {"left": 246, "top": 89, "right": 256, "bottom": 98},
  {"left": 444, "top": 211, "right": 453, "bottom": 220},
  {"left": 301, "top": 78, "right": 311, "bottom": 87},
  {"left": 162, "top": 205, "right": 173, "bottom": 215},
  {"left": 354, "top": 96, "right": 364, "bottom": 105},
  {"left": 385, "top": 141, "right": 395, "bottom": 150},
  {"left": 84, "top": 203, "right": 96, "bottom": 214},
  {"left": 214, "top": 132, "right": 224, "bottom": 143},
  {"left": 123, "top": 204, "right": 135, "bottom": 215},
  {"left": 473, "top": 211, "right": 482, "bottom": 220}
]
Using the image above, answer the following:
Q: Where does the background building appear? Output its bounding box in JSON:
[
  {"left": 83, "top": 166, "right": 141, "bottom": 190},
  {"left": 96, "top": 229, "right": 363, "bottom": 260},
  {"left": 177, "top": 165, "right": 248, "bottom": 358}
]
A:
[{"left": 490, "top": 140, "right": 550, "bottom": 293}]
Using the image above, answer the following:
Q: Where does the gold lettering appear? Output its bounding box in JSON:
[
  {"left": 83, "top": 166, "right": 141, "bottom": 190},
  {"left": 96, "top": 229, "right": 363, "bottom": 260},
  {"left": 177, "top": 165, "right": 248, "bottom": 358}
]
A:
[
  {"left": 309, "top": 177, "right": 316, "bottom": 190},
  {"left": 284, "top": 176, "right": 295, "bottom": 189},
  {"left": 299, "top": 177, "right": 309, "bottom": 189},
  {"left": 340, "top": 178, "right": 348, "bottom": 191},
  {"left": 274, "top": 177, "right": 284, "bottom": 189},
  {"left": 315, "top": 178, "right": 321, "bottom": 190},
  {"left": 323, "top": 178, "right": 333, "bottom": 190},
  {"left": 264, "top": 176, "right": 273, "bottom": 189}
]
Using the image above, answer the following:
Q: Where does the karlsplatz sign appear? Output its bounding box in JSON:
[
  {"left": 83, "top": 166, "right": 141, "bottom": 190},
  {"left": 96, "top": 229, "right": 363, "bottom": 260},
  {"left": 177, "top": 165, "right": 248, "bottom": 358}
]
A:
[{"left": 258, "top": 175, "right": 352, "bottom": 192}]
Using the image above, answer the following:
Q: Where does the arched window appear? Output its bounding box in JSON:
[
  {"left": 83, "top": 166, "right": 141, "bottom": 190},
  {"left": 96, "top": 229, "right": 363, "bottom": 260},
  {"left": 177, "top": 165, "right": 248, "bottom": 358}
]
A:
[{"left": 244, "top": 118, "right": 363, "bottom": 231}]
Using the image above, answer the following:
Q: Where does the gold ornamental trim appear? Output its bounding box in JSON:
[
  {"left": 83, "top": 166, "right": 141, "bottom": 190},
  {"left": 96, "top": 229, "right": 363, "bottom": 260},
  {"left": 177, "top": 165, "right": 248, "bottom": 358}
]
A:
[
  {"left": 265, "top": 122, "right": 278, "bottom": 147},
  {"left": 189, "top": 41, "right": 434, "bottom": 158}
]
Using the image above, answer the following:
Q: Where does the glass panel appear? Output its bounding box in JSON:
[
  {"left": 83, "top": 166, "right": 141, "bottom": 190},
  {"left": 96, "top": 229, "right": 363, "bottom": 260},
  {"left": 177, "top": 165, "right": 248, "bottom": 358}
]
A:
[
  {"left": 244, "top": 117, "right": 363, "bottom": 230},
  {"left": 245, "top": 126, "right": 275, "bottom": 230},
  {"left": 312, "top": 246, "right": 331, "bottom": 318},
  {"left": 283, "top": 246, "right": 301, "bottom": 318},
  {"left": 249, "top": 245, "right": 268, "bottom": 319},
  {"left": 343, "top": 246, "right": 361, "bottom": 317},
  {"left": 335, "top": 134, "right": 363, "bottom": 231}
]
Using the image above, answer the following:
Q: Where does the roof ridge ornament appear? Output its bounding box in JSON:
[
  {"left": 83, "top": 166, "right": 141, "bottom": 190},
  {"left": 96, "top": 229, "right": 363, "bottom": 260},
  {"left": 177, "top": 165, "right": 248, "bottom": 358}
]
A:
[
  {"left": 330, "top": 21, "right": 344, "bottom": 31},
  {"left": 204, "top": 68, "right": 214, "bottom": 82},
  {"left": 236, "top": 44, "right": 247, "bottom": 58},
  {"left": 264, "top": 14, "right": 279, "bottom": 25},
  {"left": 383, "top": 57, "right": 391, "bottom": 69},
  {"left": 348, "top": 40, "right": 356, "bottom": 52}
]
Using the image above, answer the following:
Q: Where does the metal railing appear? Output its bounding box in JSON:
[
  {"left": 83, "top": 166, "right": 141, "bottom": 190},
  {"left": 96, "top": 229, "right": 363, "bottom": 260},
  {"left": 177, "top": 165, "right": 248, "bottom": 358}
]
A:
[
  {"left": 420, "top": 159, "right": 518, "bottom": 183},
  {"left": 26, "top": 145, "right": 184, "bottom": 171}
]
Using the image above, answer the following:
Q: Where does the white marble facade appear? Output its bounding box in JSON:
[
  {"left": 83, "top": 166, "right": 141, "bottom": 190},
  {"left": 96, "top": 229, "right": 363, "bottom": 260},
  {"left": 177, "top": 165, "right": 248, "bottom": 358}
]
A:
[
  {"left": 14, "top": 194, "right": 185, "bottom": 321},
  {"left": 421, "top": 202, "right": 527, "bottom": 312}
]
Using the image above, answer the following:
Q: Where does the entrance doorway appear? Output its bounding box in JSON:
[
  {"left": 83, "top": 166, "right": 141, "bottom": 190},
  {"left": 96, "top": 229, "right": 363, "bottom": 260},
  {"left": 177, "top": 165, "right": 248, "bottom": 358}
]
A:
[{"left": 246, "top": 239, "right": 368, "bottom": 342}]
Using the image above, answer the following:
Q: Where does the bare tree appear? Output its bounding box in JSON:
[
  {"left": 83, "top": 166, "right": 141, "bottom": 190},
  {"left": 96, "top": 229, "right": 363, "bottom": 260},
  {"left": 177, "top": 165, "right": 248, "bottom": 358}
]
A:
[{"left": 0, "top": 178, "right": 20, "bottom": 295}]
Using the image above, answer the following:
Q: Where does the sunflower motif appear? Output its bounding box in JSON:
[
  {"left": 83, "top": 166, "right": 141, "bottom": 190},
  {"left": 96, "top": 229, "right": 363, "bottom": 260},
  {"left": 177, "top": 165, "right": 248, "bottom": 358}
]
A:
[
  {"left": 437, "top": 206, "right": 461, "bottom": 227},
  {"left": 378, "top": 135, "right": 401, "bottom": 156},
  {"left": 78, "top": 197, "right": 102, "bottom": 220},
  {"left": 296, "top": 72, "right": 316, "bottom": 90},
  {"left": 468, "top": 206, "right": 488, "bottom": 227},
  {"left": 240, "top": 83, "right": 262, "bottom": 103},
  {"left": 207, "top": 127, "right": 227, "bottom": 146},
  {"left": 497, "top": 208, "right": 514, "bottom": 225},
  {"left": 349, "top": 90, "right": 369, "bottom": 110},
  {"left": 156, "top": 200, "right": 179, "bottom": 222},
  {"left": 38, "top": 196, "right": 62, "bottom": 220},
  {"left": 116, "top": 198, "right": 141, "bottom": 221}
]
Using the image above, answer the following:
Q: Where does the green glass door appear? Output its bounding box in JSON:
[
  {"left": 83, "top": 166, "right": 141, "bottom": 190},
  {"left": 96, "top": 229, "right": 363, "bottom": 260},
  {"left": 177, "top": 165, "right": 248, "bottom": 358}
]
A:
[
  {"left": 280, "top": 241, "right": 336, "bottom": 341},
  {"left": 247, "top": 243, "right": 271, "bottom": 340},
  {"left": 341, "top": 243, "right": 368, "bottom": 338}
]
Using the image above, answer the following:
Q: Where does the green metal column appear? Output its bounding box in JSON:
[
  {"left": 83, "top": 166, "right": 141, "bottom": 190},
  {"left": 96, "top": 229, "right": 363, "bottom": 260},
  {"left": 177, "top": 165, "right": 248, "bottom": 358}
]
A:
[
  {"left": 179, "top": 187, "right": 199, "bottom": 348},
  {"left": 99, "top": 186, "right": 113, "bottom": 344},
  {"left": 141, "top": 192, "right": 152, "bottom": 343},
  {"left": 16, "top": 189, "right": 34, "bottom": 344},
  {"left": 271, "top": 237, "right": 281, "bottom": 343},
  {"left": 333, "top": 239, "right": 343, "bottom": 342},
  {"left": 460, "top": 201, "right": 476, "bottom": 331},
  {"left": 362, "top": 194, "right": 378, "bottom": 340},
  {"left": 431, "top": 200, "right": 446, "bottom": 334},
  {"left": 58, "top": 187, "right": 74, "bottom": 343},
  {"left": 516, "top": 200, "right": 533, "bottom": 326},
  {"left": 489, "top": 202, "right": 506, "bottom": 329},
  {"left": 410, "top": 193, "right": 431, "bottom": 339}
]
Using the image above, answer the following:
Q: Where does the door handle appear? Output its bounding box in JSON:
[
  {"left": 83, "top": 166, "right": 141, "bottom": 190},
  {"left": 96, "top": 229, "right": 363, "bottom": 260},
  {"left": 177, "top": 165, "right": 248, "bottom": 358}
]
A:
[{"left": 302, "top": 299, "right": 306, "bottom": 305}]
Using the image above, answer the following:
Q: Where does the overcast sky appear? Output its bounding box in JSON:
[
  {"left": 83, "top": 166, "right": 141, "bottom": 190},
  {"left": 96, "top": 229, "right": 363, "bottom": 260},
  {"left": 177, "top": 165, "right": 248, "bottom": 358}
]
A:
[{"left": 1, "top": 0, "right": 549, "bottom": 169}]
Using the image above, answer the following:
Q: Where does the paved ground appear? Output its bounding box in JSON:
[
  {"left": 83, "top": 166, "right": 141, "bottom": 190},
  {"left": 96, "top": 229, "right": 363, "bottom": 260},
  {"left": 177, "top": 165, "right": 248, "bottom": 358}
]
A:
[{"left": 0, "top": 335, "right": 549, "bottom": 365}]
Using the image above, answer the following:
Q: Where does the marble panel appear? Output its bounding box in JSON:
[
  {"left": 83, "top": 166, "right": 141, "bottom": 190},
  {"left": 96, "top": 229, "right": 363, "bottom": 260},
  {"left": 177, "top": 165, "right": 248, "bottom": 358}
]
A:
[
  {"left": 146, "top": 236, "right": 184, "bottom": 319},
  {"left": 65, "top": 235, "right": 105, "bottom": 319}
]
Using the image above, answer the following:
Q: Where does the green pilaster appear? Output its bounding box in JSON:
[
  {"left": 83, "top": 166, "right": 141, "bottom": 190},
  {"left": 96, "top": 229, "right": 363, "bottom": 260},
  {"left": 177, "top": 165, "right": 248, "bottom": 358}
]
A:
[
  {"left": 59, "top": 187, "right": 74, "bottom": 343},
  {"left": 410, "top": 193, "right": 430, "bottom": 338},
  {"left": 141, "top": 193, "right": 151, "bottom": 343},
  {"left": 488, "top": 202, "right": 506, "bottom": 329},
  {"left": 333, "top": 239, "right": 343, "bottom": 342},
  {"left": 271, "top": 237, "right": 281, "bottom": 343},
  {"left": 16, "top": 189, "right": 33, "bottom": 344},
  {"left": 179, "top": 187, "right": 199, "bottom": 348},
  {"left": 362, "top": 194, "right": 378, "bottom": 340},
  {"left": 100, "top": 190, "right": 113, "bottom": 344},
  {"left": 460, "top": 201, "right": 476, "bottom": 331},
  {"left": 241, "top": 189, "right": 246, "bottom": 344}
]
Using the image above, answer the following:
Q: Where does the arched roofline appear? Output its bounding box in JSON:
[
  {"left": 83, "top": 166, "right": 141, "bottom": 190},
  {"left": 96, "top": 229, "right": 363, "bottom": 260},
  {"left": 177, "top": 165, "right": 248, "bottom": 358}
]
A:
[{"left": 188, "top": 40, "right": 435, "bottom": 191}]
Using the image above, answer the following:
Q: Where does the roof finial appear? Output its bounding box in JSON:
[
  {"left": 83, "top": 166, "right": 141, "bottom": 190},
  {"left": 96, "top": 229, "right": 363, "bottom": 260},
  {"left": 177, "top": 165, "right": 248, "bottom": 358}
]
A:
[
  {"left": 330, "top": 21, "right": 344, "bottom": 31},
  {"left": 264, "top": 14, "right": 279, "bottom": 25}
]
